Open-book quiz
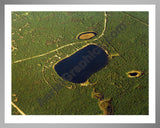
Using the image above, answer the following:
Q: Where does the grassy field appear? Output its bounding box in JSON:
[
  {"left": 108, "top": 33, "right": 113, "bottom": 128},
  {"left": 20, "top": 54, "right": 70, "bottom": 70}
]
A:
[{"left": 12, "top": 11, "right": 148, "bottom": 115}]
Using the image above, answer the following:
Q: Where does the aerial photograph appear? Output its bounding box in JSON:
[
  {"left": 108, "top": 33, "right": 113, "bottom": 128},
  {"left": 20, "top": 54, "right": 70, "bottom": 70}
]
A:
[{"left": 12, "top": 11, "right": 148, "bottom": 115}]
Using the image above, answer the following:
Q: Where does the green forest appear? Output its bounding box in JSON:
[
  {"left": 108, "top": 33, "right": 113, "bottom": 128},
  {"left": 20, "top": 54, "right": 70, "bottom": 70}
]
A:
[{"left": 12, "top": 11, "right": 148, "bottom": 115}]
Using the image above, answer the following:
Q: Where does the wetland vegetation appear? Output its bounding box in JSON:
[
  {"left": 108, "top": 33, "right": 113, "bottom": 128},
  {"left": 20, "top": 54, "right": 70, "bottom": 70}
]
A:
[{"left": 12, "top": 11, "right": 148, "bottom": 115}]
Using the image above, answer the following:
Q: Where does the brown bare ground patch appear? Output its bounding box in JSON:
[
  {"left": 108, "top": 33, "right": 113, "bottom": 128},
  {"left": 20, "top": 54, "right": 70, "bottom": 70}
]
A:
[{"left": 77, "top": 31, "right": 97, "bottom": 40}]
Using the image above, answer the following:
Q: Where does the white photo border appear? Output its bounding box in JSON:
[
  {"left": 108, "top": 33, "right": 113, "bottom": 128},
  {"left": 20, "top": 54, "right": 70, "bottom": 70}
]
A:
[{"left": 5, "top": 4, "right": 156, "bottom": 123}]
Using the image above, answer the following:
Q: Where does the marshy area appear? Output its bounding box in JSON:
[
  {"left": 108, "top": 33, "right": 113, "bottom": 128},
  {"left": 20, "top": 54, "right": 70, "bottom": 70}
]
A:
[{"left": 12, "top": 11, "right": 148, "bottom": 115}]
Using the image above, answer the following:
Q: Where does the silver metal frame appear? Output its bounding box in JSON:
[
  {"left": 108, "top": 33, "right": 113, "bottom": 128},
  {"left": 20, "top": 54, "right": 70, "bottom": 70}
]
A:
[{"left": 1, "top": 0, "right": 159, "bottom": 127}]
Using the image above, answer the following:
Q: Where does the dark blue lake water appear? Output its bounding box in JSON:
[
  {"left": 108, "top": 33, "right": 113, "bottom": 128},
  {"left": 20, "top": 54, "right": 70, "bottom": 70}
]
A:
[{"left": 54, "top": 44, "right": 108, "bottom": 83}]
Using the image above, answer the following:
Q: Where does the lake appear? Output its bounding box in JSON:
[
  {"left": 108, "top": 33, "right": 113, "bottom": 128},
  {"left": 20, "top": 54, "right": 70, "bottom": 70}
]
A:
[{"left": 54, "top": 44, "right": 108, "bottom": 83}]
